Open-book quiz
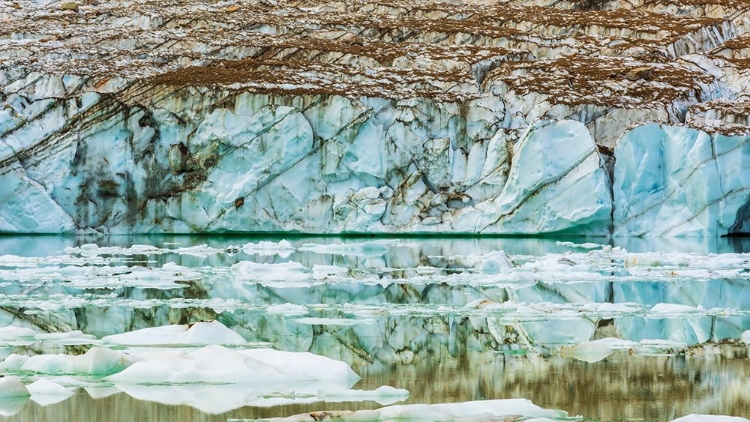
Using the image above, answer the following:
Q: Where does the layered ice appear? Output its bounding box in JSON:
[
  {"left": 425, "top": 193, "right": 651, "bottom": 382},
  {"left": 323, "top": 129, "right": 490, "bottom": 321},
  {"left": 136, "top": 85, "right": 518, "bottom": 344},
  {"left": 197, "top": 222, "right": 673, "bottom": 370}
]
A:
[
  {"left": 614, "top": 124, "right": 750, "bottom": 237},
  {"left": 2, "top": 78, "right": 750, "bottom": 235}
]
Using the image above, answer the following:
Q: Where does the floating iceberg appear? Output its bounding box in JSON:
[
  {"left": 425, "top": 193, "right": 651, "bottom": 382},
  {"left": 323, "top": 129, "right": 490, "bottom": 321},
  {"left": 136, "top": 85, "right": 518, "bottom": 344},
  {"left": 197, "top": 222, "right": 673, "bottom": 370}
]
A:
[
  {"left": 670, "top": 416, "right": 750, "bottom": 422},
  {"left": 0, "top": 321, "right": 407, "bottom": 414},
  {"left": 256, "top": 399, "right": 570, "bottom": 421},
  {"left": 101, "top": 321, "right": 246, "bottom": 346}
]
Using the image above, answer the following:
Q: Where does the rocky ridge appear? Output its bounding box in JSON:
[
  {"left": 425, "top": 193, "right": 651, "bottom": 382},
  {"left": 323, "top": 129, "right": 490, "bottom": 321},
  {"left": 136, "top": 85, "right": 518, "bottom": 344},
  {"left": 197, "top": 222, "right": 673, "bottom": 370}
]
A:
[{"left": 0, "top": 0, "right": 749, "bottom": 235}]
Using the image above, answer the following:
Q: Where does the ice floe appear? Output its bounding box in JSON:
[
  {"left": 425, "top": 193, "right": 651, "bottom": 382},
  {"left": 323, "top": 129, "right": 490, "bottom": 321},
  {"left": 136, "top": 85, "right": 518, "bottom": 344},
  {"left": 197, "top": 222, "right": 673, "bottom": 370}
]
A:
[
  {"left": 670, "top": 416, "right": 750, "bottom": 422},
  {"left": 0, "top": 320, "right": 407, "bottom": 415},
  {"left": 101, "top": 321, "right": 246, "bottom": 346},
  {"left": 257, "top": 399, "right": 569, "bottom": 421}
]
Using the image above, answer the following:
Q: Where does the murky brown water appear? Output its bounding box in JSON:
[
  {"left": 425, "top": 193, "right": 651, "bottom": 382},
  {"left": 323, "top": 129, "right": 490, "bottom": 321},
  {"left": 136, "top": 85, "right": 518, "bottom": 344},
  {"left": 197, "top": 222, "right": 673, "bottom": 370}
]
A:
[{"left": 4, "top": 349, "right": 750, "bottom": 421}]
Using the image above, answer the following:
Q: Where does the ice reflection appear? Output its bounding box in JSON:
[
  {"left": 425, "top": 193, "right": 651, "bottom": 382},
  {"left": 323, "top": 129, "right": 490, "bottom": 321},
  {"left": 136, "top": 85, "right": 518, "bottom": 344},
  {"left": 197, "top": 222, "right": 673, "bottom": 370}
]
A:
[{"left": 0, "top": 352, "right": 748, "bottom": 421}]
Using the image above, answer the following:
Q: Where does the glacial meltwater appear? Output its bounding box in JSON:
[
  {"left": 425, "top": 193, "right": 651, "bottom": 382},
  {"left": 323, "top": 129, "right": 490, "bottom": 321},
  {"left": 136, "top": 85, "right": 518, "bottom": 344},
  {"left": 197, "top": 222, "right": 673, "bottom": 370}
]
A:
[{"left": 0, "top": 235, "right": 749, "bottom": 421}]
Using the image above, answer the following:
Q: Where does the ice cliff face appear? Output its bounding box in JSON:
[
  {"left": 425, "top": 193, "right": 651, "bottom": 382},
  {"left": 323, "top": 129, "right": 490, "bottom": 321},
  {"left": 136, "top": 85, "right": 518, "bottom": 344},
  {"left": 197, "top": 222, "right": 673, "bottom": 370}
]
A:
[{"left": 1, "top": 0, "right": 749, "bottom": 235}]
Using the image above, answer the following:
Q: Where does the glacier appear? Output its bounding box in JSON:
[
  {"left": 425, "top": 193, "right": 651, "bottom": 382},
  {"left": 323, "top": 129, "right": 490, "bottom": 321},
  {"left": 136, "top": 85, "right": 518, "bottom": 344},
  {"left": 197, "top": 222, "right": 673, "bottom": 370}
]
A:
[
  {"left": 3, "top": 78, "right": 749, "bottom": 236},
  {"left": 2, "top": 0, "right": 750, "bottom": 419},
  {"left": 1, "top": 0, "right": 749, "bottom": 236}
]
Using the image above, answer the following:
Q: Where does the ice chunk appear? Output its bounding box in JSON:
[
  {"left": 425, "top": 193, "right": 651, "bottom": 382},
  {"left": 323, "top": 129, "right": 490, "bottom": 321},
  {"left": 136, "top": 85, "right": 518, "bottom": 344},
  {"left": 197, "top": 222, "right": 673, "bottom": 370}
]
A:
[
  {"left": 21, "top": 347, "right": 138, "bottom": 376},
  {"left": 299, "top": 241, "right": 391, "bottom": 257},
  {"left": 242, "top": 240, "right": 295, "bottom": 257},
  {"left": 670, "top": 416, "right": 750, "bottom": 422},
  {"left": 101, "top": 321, "right": 246, "bottom": 346},
  {"left": 106, "top": 345, "right": 359, "bottom": 385},
  {"left": 294, "top": 317, "right": 376, "bottom": 326},
  {"left": 266, "top": 304, "right": 308, "bottom": 316},
  {"left": 478, "top": 251, "right": 514, "bottom": 274},
  {"left": 318, "top": 386, "right": 409, "bottom": 406},
  {"left": 561, "top": 340, "right": 617, "bottom": 363},
  {"left": 0, "top": 326, "right": 37, "bottom": 340},
  {"left": 264, "top": 398, "right": 569, "bottom": 421},
  {"left": 231, "top": 261, "right": 312, "bottom": 283}
]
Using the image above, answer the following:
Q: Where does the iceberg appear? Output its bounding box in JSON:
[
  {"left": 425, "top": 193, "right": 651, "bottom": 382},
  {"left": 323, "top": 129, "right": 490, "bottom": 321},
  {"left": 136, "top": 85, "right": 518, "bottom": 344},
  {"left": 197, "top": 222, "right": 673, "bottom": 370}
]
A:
[{"left": 257, "top": 399, "right": 570, "bottom": 421}]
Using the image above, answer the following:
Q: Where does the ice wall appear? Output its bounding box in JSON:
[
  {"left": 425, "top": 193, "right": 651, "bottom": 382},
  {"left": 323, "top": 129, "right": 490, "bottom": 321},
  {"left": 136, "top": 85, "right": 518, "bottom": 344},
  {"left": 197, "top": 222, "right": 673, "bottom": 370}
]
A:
[
  {"left": 2, "top": 83, "right": 750, "bottom": 236},
  {"left": 0, "top": 85, "right": 615, "bottom": 235},
  {"left": 614, "top": 124, "right": 750, "bottom": 237}
]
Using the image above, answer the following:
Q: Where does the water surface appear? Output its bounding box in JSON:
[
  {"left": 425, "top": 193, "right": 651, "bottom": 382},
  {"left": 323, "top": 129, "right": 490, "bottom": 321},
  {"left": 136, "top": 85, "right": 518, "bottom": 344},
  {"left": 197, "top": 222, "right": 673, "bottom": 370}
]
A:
[{"left": 0, "top": 235, "right": 748, "bottom": 421}]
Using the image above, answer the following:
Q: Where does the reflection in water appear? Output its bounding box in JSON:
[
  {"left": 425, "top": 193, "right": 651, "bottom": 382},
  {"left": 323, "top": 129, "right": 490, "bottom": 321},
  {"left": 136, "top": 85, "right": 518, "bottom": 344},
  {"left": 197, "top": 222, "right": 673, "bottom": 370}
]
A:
[
  {"left": 2, "top": 352, "right": 749, "bottom": 421},
  {"left": 0, "top": 235, "right": 749, "bottom": 420}
]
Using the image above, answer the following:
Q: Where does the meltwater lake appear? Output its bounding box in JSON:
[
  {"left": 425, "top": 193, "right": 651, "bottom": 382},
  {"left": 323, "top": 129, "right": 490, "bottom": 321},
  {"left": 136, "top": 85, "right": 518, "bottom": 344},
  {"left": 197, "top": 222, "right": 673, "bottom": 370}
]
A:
[{"left": 0, "top": 235, "right": 749, "bottom": 421}]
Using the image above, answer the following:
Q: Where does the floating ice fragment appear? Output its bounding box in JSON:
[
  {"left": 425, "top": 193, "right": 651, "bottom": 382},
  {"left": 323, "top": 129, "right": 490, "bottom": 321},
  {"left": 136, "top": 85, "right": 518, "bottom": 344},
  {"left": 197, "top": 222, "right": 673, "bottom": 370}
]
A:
[
  {"left": 649, "top": 303, "right": 703, "bottom": 317},
  {"left": 0, "top": 354, "right": 29, "bottom": 370},
  {"left": 83, "top": 386, "right": 121, "bottom": 399},
  {"left": 106, "top": 345, "right": 360, "bottom": 385},
  {"left": 231, "top": 261, "right": 312, "bottom": 283},
  {"left": 478, "top": 251, "right": 514, "bottom": 274},
  {"left": 560, "top": 340, "right": 616, "bottom": 363},
  {"left": 625, "top": 253, "right": 690, "bottom": 268},
  {"left": 670, "top": 416, "right": 750, "bottom": 422},
  {"left": 242, "top": 240, "right": 295, "bottom": 257},
  {"left": 312, "top": 264, "right": 349, "bottom": 278},
  {"left": 21, "top": 347, "right": 138, "bottom": 376},
  {"left": 318, "top": 386, "right": 409, "bottom": 406},
  {"left": 172, "top": 244, "right": 224, "bottom": 257},
  {"left": 556, "top": 241, "right": 603, "bottom": 249},
  {"left": 741, "top": 330, "right": 750, "bottom": 344},
  {"left": 294, "top": 317, "right": 377, "bottom": 326},
  {"left": 299, "top": 241, "right": 391, "bottom": 257},
  {"left": 267, "top": 304, "right": 308, "bottom": 316},
  {"left": 101, "top": 321, "right": 246, "bottom": 346},
  {"left": 259, "top": 398, "right": 568, "bottom": 421},
  {"left": 35, "top": 330, "right": 97, "bottom": 346},
  {"left": 0, "top": 326, "right": 37, "bottom": 340},
  {"left": 26, "top": 378, "right": 70, "bottom": 395}
]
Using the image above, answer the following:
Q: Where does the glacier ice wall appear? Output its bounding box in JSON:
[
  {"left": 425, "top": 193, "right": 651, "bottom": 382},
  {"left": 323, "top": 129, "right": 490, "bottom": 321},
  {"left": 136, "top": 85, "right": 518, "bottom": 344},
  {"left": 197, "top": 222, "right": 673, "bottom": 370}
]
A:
[
  {"left": 0, "top": 85, "right": 616, "bottom": 235},
  {"left": 614, "top": 124, "right": 750, "bottom": 237},
  {"left": 2, "top": 82, "right": 750, "bottom": 236}
]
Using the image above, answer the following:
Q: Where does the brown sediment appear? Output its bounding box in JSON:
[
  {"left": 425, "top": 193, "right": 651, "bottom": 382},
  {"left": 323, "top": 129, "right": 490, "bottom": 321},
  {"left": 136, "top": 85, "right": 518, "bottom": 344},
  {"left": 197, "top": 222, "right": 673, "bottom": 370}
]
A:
[{"left": 0, "top": 0, "right": 748, "bottom": 112}]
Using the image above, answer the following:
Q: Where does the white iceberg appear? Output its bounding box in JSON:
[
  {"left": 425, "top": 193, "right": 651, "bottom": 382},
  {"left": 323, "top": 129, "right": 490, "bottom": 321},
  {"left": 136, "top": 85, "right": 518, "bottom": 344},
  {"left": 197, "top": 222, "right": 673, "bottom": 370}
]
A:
[
  {"left": 101, "top": 321, "right": 246, "bottom": 346},
  {"left": 670, "top": 416, "right": 750, "bottom": 422},
  {"left": 262, "top": 398, "right": 569, "bottom": 421}
]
